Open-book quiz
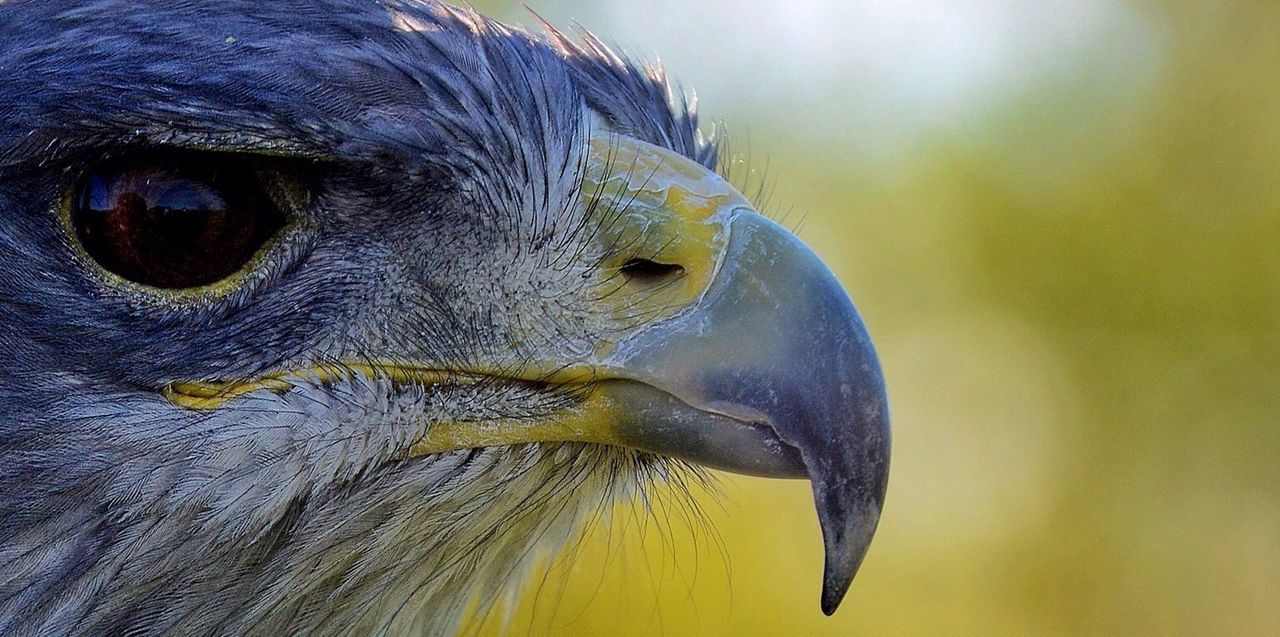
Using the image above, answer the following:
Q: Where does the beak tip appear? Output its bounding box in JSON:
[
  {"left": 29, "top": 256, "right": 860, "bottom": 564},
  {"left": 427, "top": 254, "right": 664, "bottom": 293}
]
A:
[
  {"left": 816, "top": 496, "right": 883, "bottom": 615},
  {"left": 818, "top": 545, "right": 860, "bottom": 615},
  {"left": 820, "top": 584, "right": 845, "bottom": 616},
  {"left": 819, "top": 537, "right": 867, "bottom": 615}
]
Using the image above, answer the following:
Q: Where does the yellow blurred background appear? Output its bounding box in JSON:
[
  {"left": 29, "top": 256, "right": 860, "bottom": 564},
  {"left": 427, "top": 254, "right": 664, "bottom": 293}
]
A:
[{"left": 464, "top": 1, "right": 1280, "bottom": 634}]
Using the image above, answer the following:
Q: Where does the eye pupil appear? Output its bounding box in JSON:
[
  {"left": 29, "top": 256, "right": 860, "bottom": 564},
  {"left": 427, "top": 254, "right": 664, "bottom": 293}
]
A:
[{"left": 72, "top": 156, "right": 285, "bottom": 289}]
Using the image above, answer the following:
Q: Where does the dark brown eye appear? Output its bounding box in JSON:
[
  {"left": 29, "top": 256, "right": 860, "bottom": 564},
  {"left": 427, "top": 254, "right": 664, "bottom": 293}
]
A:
[{"left": 71, "top": 155, "right": 286, "bottom": 289}]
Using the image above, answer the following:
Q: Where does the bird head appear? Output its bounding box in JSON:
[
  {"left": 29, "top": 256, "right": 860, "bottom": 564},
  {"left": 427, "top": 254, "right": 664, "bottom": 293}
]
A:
[{"left": 0, "top": 1, "right": 889, "bottom": 634}]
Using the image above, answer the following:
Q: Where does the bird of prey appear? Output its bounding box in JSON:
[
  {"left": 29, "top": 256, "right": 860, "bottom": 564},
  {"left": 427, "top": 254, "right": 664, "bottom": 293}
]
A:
[{"left": 0, "top": 0, "right": 889, "bottom": 634}]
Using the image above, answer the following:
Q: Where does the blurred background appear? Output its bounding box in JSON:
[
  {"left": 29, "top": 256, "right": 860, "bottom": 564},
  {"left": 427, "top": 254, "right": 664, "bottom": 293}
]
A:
[{"left": 463, "top": 1, "right": 1280, "bottom": 634}]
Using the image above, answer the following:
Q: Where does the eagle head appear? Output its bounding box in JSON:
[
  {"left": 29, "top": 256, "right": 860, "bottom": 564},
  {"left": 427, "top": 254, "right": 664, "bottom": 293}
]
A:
[{"left": 0, "top": 1, "right": 889, "bottom": 634}]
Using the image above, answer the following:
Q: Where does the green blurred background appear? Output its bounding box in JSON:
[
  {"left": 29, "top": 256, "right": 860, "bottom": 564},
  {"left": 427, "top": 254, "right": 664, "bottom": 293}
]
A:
[{"left": 463, "top": 1, "right": 1280, "bottom": 634}]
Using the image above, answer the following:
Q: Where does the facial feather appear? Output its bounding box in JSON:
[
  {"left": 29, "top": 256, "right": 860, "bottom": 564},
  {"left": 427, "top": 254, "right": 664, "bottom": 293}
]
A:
[{"left": 0, "top": 1, "right": 725, "bottom": 635}]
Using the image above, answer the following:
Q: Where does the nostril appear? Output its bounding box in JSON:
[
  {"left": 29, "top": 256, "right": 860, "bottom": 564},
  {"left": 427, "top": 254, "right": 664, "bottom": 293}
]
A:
[{"left": 620, "top": 258, "right": 685, "bottom": 283}]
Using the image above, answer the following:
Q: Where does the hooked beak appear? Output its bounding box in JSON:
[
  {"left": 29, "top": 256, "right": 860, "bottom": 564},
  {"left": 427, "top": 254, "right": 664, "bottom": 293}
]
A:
[
  {"left": 598, "top": 209, "right": 890, "bottom": 614},
  {"left": 559, "top": 132, "right": 890, "bottom": 614}
]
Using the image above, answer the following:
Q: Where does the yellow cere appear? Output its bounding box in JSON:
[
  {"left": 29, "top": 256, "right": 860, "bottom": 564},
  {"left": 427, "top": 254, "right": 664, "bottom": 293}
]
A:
[{"left": 578, "top": 133, "right": 750, "bottom": 326}]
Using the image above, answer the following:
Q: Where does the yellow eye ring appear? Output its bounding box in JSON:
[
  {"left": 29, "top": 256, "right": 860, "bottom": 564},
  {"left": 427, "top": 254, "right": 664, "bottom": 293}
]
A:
[{"left": 61, "top": 152, "right": 302, "bottom": 301}]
